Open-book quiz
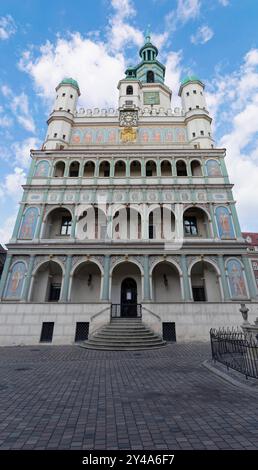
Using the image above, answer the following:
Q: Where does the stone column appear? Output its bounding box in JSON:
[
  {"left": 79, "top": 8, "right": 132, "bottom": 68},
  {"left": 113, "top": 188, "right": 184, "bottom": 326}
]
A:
[
  {"left": 143, "top": 255, "right": 151, "bottom": 300},
  {"left": 101, "top": 255, "right": 111, "bottom": 301},
  {"left": 209, "top": 202, "right": 218, "bottom": 238},
  {"left": 217, "top": 255, "right": 230, "bottom": 300},
  {"left": 34, "top": 205, "right": 45, "bottom": 240},
  {"left": 11, "top": 204, "right": 24, "bottom": 241},
  {"left": 241, "top": 255, "right": 258, "bottom": 300},
  {"left": 230, "top": 203, "right": 242, "bottom": 238},
  {"left": 64, "top": 160, "right": 70, "bottom": 177},
  {"left": 21, "top": 255, "right": 35, "bottom": 301},
  {"left": 180, "top": 255, "right": 191, "bottom": 301},
  {"left": 0, "top": 254, "right": 12, "bottom": 299},
  {"left": 60, "top": 255, "right": 72, "bottom": 301}
]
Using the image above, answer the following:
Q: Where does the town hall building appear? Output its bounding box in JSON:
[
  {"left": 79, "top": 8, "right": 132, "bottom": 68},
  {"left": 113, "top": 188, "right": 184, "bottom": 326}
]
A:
[{"left": 0, "top": 34, "right": 257, "bottom": 346}]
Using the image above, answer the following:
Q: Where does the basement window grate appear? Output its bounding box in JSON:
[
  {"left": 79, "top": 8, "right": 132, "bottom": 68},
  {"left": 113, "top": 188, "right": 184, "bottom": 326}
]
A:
[
  {"left": 162, "top": 322, "right": 176, "bottom": 342},
  {"left": 75, "top": 322, "right": 89, "bottom": 342},
  {"left": 40, "top": 322, "right": 54, "bottom": 343}
]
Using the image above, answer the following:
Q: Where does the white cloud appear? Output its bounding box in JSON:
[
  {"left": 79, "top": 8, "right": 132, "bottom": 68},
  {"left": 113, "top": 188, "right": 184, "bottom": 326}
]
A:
[
  {"left": 12, "top": 137, "right": 40, "bottom": 168},
  {"left": 0, "top": 214, "right": 17, "bottom": 246},
  {"left": 19, "top": 33, "right": 126, "bottom": 109},
  {"left": 108, "top": 0, "right": 143, "bottom": 51},
  {"left": 191, "top": 25, "right": 214, "bottom": 45},
  {"left": 165, "top": 50, "right": 183, "bottom": 107},
  {"left": 207, "top": 48, "right": 258, "bottom": 231},
  {"left": 165, "top": 0, "right": 201, "bottom": 34},
  {"left": 177, "top": 0, "right": 201, "bottom": 23},
  {"left": 2, "top": 167, "right": 26, "bottom": 197},
  {"left": 1, "top": 86, "right": 36, "bottom": 133},
  {"left": 218, "top": 0, "right": 230, "bottom": 6},
  {"left": 0, "top": 15, "right": 16, "bottom": 40},
  {"left": 0, "top": 115, "right": 13, "bottom": 128}
]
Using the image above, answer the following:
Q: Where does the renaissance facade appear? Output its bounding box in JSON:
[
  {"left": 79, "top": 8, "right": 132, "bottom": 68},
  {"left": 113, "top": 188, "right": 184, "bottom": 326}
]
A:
[{"left": 0, "top": 35, "right": 257, "bottom": 345}]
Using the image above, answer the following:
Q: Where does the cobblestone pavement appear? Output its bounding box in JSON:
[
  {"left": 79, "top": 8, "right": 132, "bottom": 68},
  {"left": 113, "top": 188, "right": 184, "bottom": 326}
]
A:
[{"left": 0, "top": 343, "right": 257, "bottom": 450}]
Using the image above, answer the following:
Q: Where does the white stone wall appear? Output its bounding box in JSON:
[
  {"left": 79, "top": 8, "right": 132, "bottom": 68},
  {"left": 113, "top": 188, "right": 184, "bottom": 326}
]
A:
[
  {"left": 0, "top": 303, "right": 110, "bottom": 346},
  {"left": 142, "top": 302, "right": 258, "bottom": 341}
]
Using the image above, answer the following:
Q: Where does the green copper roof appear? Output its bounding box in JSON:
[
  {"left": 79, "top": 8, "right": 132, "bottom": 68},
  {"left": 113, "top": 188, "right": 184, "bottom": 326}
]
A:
[
  {"left": 181, "top": 75, "right": 200, "bottom": 85},
  {"left": 59, "top": 77, "right": 80, "bottom": 90}
]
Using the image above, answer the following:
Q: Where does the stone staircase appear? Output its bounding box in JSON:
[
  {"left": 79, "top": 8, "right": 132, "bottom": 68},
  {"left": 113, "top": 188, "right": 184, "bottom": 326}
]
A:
[{"left": 80, "top": 317, "right": 166, "bottom": 351}]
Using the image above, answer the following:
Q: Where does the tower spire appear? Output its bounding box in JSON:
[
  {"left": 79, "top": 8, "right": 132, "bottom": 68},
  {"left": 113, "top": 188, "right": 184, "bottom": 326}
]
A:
[{"left": 145, "top": 24, "right": 151, "bottom": 43}]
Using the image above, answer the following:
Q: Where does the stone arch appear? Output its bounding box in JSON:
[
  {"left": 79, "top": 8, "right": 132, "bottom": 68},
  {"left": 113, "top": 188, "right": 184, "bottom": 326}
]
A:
[
  {"left": 130, "top": 160, "right": 141, "bottom": 176},
  {"left": 83, "top": 161, "right": 95, "bottom": 177},
  {"left": 99, "top": 160, "right": 110, "bottom": 177},
  {"left": 183, "top": 205, "right": 211, "bottom": 238},
  {"left": 190, "top": 159, "right": 202, "bottom": 176},
  {"left": 189, "top": 259, "right": 222, "bottom": 301},
  {"left": 54, "top": 160, "right": 65, "bottom": 177},
  {"left": 146, "top": 160, "right": 157, "bottom": 176},
  {"left": 30, "top": 260, "right": 64, "bottom": 302},
  {"left": 76, "top": 206, "right": 107, "bottom": 240},
  {"left": 151, "top": 260, "right": 182, "bottom": 302},
  {"left": 176, "top": 159, "right": 187, "bottom": 176},
  {"left": 114, "top": 160, "right": 126, "bottom": 177},
  {"left": 161, "top": 159, "right": 172, "bottom": 176},
  {"left": 126, "top": 85, "right": 133, "bottom": 95},
  {"left": 111, "top": 260, "right": 143, "bottom": 306},
  {"left": 70, "top": 260, "right": 102, "bottom": 302},
  {"left": 148, "top": 206, "right": 175, "bottom": 240},
  {"left": 69, "top": 160, "right": 80, "bottom": 177},
  {"left": 42, "top": 207, "right": 73, "bottom": 239},
  {"left": 112, "top": 206, "right": 142, "bottom": 240}
]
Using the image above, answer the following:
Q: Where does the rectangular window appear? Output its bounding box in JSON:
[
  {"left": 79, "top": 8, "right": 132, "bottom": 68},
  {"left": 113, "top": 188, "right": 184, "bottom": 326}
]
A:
[
  {"left": 162, "top": 322, "right": 176, "bottom": 342},
  {"left": 62, "top": 93, "right": 65, "bottom": 97},
  {"left": 75, "top": 322, "right": 89, "bottom": 342},
  {"left": 186, "top": 92, "right": 189, "bottom": 96},
  {"left": 200, "top": 130, "right": 204, "bottom": 135},
  {"left": 193, "top": 90, "right": 197, "bottom": 94},
  {"left": 54, "top": 133, "right": 57, "bottom": 138},
  {"left": 192, "top": 132, "right": 196, "bottom": 137},
  {"left": 196, "top": 105, "right": 199, "bottom": 108},
  {"left": 60, "top": 216, "right": 72, "bottom": 235},
  {"left": 62, "top": 134, "right": 66, "bottom": 140},
  {"left": 40, "top": 322, "right": 54, "bottom": 343},
  {"left": 184, "top": 217, "right": 198, "bottom": 236},
  {"left": 70, "top": 94, "right": 73, "bottom": 98}
]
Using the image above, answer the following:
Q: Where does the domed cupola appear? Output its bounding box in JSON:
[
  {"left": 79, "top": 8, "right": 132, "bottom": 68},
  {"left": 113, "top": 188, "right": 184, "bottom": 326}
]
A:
[{"left": 139, "top": 31, "right": 159, "bottom": 63}]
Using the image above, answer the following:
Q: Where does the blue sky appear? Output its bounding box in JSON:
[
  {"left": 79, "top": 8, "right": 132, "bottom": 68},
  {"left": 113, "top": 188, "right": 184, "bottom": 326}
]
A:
[{"left": 0, "top": 0, "right": 258, "bottom": 245}]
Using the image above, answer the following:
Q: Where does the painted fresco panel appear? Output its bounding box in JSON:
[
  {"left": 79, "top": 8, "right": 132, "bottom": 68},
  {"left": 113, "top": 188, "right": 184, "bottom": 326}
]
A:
[
  {"left": 5, "top": 262, "right": 27, "bottom": 298},
  {"left": 215, "top": 206, "right": 235, "bottom": 239},
  {"left": 206, "top": 159, "right": 221, "bottom": 176},
  {"left": 71, "top": 126, "right": 187, "bottom": 145},
  {"left": 227, "top": 259, "right": 248, "bottom": 298},
  {"left": 19, "top": 207, "right": 39, "bottom": 239},
  {"left": 34, "top": 160, "right": 50, "bottom": 177}
]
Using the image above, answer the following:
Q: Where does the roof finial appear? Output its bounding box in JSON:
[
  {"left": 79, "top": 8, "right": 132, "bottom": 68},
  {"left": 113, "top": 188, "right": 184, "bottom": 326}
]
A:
[{"left": 145, "top": 24, "right": 151, "bottom": 43}]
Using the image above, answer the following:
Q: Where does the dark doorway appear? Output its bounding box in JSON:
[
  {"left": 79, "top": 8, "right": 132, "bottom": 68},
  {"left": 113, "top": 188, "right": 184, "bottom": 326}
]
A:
[
  {"left": 147, "top": 71, "right": 154, "bottom": 83},
  {"left": 192, "top": 286, "right": 206, "bottom": 301},
  {"left": 48, "top": 283, "right": 61, "bottom": 302},
  {"left": 121, "top": 277, "right": 137, "bottom": 317}
]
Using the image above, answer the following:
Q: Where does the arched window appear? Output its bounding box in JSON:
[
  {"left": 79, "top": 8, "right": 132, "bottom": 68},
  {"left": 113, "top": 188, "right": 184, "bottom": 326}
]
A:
[
  {"left": 176, "top": 160, "right": 187, "bottom": 176},
  {"left": 126, "top": 85, "right": 133, "bottom": 95},
  {"left": 147, "top": 71, "right": 154, "bottom": 83}
]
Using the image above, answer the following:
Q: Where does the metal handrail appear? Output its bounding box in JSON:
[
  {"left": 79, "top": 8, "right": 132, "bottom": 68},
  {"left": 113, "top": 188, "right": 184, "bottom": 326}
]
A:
[{"left": 210, "top": 328, "right": 258, "bottom": 379}]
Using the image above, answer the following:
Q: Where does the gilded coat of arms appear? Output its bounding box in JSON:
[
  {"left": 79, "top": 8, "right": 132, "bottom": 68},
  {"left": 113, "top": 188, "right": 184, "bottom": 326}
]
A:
[{"left": 120, "top": 127, "right": 137, "bottom": 143}]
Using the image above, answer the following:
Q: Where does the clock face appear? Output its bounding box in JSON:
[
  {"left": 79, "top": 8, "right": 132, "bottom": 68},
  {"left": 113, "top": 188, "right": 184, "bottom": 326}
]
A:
[{"left": 120, "top": 111, "right": 138, "bottom": 127}]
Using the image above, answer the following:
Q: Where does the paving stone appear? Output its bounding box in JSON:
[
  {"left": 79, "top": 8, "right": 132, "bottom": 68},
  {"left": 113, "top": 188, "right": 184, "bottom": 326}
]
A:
[{"left": 0, "top": 343, "right": 257, "bottom": 450}]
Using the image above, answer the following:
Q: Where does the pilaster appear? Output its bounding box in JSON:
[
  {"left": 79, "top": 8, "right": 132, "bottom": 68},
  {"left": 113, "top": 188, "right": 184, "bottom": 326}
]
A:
[
  {"left": 22, "top": 255, "right": 35, "bottom": 301},
  {"left": 217, "top": 255, "right": 230, "bottom": 300},
  {"left": 60, "top": 255, "right": 72, "bottom": 301},
  {"left": 0, "top": 254, "right": 12, "bottom": 299},
  {"left": 101, "top": 255, "right": 111, "bottom": 300}
]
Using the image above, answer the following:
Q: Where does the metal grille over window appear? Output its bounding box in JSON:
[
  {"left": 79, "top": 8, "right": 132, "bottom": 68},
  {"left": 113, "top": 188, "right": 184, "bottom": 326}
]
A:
[
  {"left": 75, "top": 322, "right": 89, "bottom": 342},
  {"left": 40, "top": 322, "right": 54, "bottom": 343},
  {"left": 162, "top": 322, "right": 176, "bottom": 342}
]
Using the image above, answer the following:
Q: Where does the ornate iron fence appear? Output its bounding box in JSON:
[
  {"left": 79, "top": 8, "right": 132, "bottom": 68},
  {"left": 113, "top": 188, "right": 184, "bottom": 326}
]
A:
[{"left": 210, "top": 328, "right": 258, "bottom": 379}]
